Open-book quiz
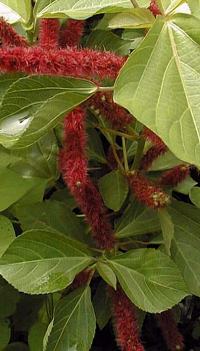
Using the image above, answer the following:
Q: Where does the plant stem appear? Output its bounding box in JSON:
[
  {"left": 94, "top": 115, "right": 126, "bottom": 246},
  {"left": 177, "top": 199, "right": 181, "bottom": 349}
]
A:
[
  {"left": 131, "top": 137, "right": 145, "bottom": 170},
  {"left": 98, "top": 86, "right": 114, "bottom": 92},
  {"left": 111, "top": 142, "right": 124, "bottom": 172},
  {"left": 130, "top": 0, "right": 139, "bottom": 7},
  {"left": 95, "top": 124, "right": 138, "bottom": 141},
  {"left": 122, "top": 137, "right": 129, "bottom": 172}
]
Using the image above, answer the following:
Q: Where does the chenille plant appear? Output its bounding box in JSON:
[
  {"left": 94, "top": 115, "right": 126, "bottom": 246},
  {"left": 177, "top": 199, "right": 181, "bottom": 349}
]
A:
[{"left": 0, "top": 0, "right": 199, "bottom": 350}]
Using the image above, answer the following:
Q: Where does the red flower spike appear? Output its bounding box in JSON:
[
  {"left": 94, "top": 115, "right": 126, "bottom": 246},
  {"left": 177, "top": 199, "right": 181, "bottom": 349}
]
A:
[
  {"left": 38, "top": 19, "right": 60, "bottom": 50},
  {"left": 156, "top": 310, "right": 185, "bottom": 351},
  {"left": 159, "top": 165, "right": 190, "bottom": 187},
  {"left": 90, "top": 92, "right": 132, "bottom": 129},
  {"left": 0, "top": 17, "right": 28, "bottom": 47},
  {"left": 140, "top": 144, "right": 167, "bottom": 171},
  {"left": 129, "top": 171, "right": 170, "bottom": 209},
  {"left": 149, "top": 0, "right": 161, "bottom": 16},
  {"left": 59, "top": 107, "right": 115, "bottom": 250},
  {"left": 109, "top": 287, "right": 144, "bottom": 351},
  {"left": 142, "top": 127, "right": 165, "bottom": 147},
  {"left": 59, "top": 19, "right": 85, "bottom": 47},
  {"left": 0, "top": 46, "right": 125, "bottom": 80},
  {"left": 71, "top": 270, "right": 92, "bottom": 290}
]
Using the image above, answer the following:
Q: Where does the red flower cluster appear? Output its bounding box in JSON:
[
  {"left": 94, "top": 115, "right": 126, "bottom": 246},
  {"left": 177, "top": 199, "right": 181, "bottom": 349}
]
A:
[
  {"left": 60, "top": 107, "right": 115, "bottom": 250},
  {"left": 157, "top": 310, "right": 184, "bottom": 351},
  {"left": 0, "top": 17, "right": 28, "bottom": 47},
  {"left": 140, "top": 144, "right": 167, "bottom": 171},
  {"left": 71, "top": 270, "right": 92, "bottom": 290},
  {"left": 142, "top": 127, "right": 165, "bottom": 147},
  {"left": 90, "top": 92, "right": 132, "bottom": 129},
  {"left": 109, "top": 288, "right": 144, "bottom": 351},
  {"left": 149, "top": 0, "right": 161, "bottom": 16},
  {"left": 129, "top": 171, "right": 170, "bottom": 209},
  {"left": 38, "top": 19, "right": 60, "bottom": 50},
  {"left": 159, "top": 165, "right": 190, "bottom": 187},
  {"left": 59, "top": 19, "right": 85, "bottom": 47}
]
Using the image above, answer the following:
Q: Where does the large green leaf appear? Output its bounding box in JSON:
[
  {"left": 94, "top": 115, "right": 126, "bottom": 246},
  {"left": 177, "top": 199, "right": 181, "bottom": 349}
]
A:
[
  {"left": 98, "top": 170, "right": 128, "bottom": 212},
  {"left": 189, "top": 187, "right": 200, "bottom": 208},
  {"left": 0, "top": 277, "right": 20, "bottom": 318},
  {"left": 0, "top": 216, "right": 15, "bottom": 257},
  {"left": 35, "top": 0, "right": 133, "bottom": 19},
  {"left": 29, "top": 322, "right": 48, "bottom": 351},
  {"left": 0, "top": 230, "right": 94, "bottom": 294},
  {"left": 0, "top": 76, "right": 97, "bottom": 148},
  {"left": 108, "top": 8, "right": 155, "bottom": 29},
  {"left": 107, "top": 248, "right": 188, "bottom": 312},
  {"left": 46, "top": 287, "right": 96, "bottom": 351},
  {"left": 188, "top": 0, "right": 200, "bottom": 18},
  {"left": 0, "top": 0, "right": 31, "bottom": 23},
  {"left": 169, "top": 200, "right": 200, "bottom": 296},
  {"left": 114, "top": 15, "right": 200, "bottom": 166},
  {"left": 157, "top": 0, "right": 184, "bottom": 14}
]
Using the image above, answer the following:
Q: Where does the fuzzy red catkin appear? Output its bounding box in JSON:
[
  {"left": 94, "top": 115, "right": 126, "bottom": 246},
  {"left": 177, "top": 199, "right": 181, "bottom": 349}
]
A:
[
  {"left": 129, "top": 171, "right": 170, "bottom": 209},
  {"left": 71, "top": 270, "right": 92, "bottom": 290},
  {"left": 142, "top": 127, "right": 165, "bottom": 147},
  {"left": 60, "top": 107, "right": 115, "bottom": 250},
  {"left": 90, "top": 92, "right": 132, "bottom": 129},
  {"left": 159, "top": 165, "right": 190, "bottom": 187},
  {"left": 38, "top": 19, "right": 60, "bottom": 50},
  {"left": 0, "top": 46, "right": 125, "bottom": 80},
  {"left": 0, "top": 17, "right": 28, "bottom": 47},
  {"left": 140, "top": 144, "right": 167, "bottom": 171},
  {"left": 59, "top": 19, "right": 85, "bottom": 47},
  {"left": 156, "top": 310, "right": 184, "bottom": 351},
  {"left": 109, "top": 288, "right": 144, "bottom": 351},
  {"left": 149, "top": 0, "right": 161, "bottom": 16}
]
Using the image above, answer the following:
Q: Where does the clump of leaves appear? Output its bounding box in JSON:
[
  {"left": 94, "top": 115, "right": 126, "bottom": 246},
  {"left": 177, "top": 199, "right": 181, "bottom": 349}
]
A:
[{"left": 0, "top": 0, "right": 199, "bottom": 350}]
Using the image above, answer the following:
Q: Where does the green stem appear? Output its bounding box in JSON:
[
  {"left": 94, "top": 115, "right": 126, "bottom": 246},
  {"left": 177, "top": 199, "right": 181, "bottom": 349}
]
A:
[
  {"left": 98, "top": 86, "right": 114, "bottom": 92},
  {"left": 130, "top": 0, "right": 139, "bottom": 7},
  {"left": 111, "top": 143, "right": 124, "bottom": 172},
  {"left": 131, "top": 137, "right": 145, "bottom": 170},
  {"left": 122, "top": 137, "right": 129, "bottom": 172},
  {"left": 95, "top": 124, "right": 138, "bottom": 141}
]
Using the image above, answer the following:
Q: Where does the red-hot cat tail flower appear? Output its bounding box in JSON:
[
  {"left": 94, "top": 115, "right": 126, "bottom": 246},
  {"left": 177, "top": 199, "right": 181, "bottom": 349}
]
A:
[
  {"left": 149, "top": 0, "right": 161, "bottom": 16},
  {"left": 159, "top": 165, "right": 190, "bottom": 187},
  {"left": 38, "top": 19, "right": 60, "bottom": 50},
  {"left": 59, "top": 19, "right": 85, "bottom": 47},
  {"left": 0, "top": 17, "right": 28, "bottom": 47},
  {"left": 90, "top": 92, "right": 132, "bottom": 129},
  {"left": 156, "top": 310, "right": 185, "bottom": 351},
  {"left": 59, "top": 107, "right": 115, "bottom": 250},
  {"left": 109, "top": 287, "right": 144, "bottom": 351},
  {"left": 142, "top": 127, "right": 165, "bottom": 147},
  {"left": 140, "top": 144, "right": 167, "bottom": 171},
  {"left": 71, "top": 270, "right": 93, "bottom": 290},
  {"left": 0, "top": 46, "right": 125, "bottom": 80},
  {"left": 128, "top": 171, "right": 170, "bottom": 209}
]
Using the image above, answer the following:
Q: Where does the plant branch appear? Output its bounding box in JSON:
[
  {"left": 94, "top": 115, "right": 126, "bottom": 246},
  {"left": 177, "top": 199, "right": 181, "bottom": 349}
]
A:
[{"left": 131, "top": 137, "right": 145, "bottom": 170}]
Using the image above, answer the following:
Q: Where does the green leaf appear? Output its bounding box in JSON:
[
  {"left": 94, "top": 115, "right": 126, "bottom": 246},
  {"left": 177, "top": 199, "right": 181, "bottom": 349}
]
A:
[
  {"left": 0, "top": 230, "right": 94, "bottom": 294},
  {"left": 29, "top": 322, "right": 48, "bottom": 351},
  {"left": 96, "top": 262, "right": 117, "bottom": 289},
  {"left": 93, "top": 281, "right": 111, "bottom": 330},
  {"left": 157, "top": 0, "right": 183, "bottom": 14},
  {"left": 0, "top": 74, "right": 24, "bottom": 99},
  {"left": 14, "top": 200, "right": 86, "bottom": 243},
  {"left": 35, "top": 0, "right": 133, "bottom": 20},
  {"left": 0, "top": 0, "right": 31, "bottom": 23},
  {"left": 107, "top": 248, "right": 188, "bottom": 312},
  {"left": 0, "top": 76, "right": 97, "bottom": 148},
  {"left": 149, "top": 150, "right": 182, "bottom": 171},
  {"left": 188, "top": 0, "right": 200, "bottom": 18},
  {"left": 108, "top": 9, "right": 155, "bottom": 29},
  {"left": 169, "top": 200, "right": 200, "bottom": 296},
  {"left": 115, "top": 204, "right": 161, "bottom": 238},
  {"left": 158, "top": 209, "right": 174, "bottom": 255},
  {"left": 114, "top": 16, "right": 200, "bottom": 167},
  {"left": 0, "top": 216, "right": 15, "bottom": 257},
  {"left": 189, "top": 187, "right": 200, "bottom": 208},
  {"left": 87, "top": 128, "right": 106, "bottom": 164},
  {"left": 0, "top": 168, "right": 38, "bottom": 211},
  {"left": 4, "top": 342, "right": 29, "bottom": 351},
  {"left": 174, "top": 175, "right": 197, "bottom": 195},
  {"left": 0, "top": 320, "right": 10, "bottom": 349},
  {"left": 46, "top": 287, "right": 96, "bottom": 351},
  {"left": 0, "top": 277, "right": 20, "bottom": 318},
  {"left": 98, "top": 170, "right": 128, "bottom": 211}
]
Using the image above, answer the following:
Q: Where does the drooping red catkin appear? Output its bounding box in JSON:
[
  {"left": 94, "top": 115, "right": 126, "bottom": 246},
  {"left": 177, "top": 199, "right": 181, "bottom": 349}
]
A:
[
  {"left": 140, "top": 144, "right": 167, "bottom": 171},
  {"left": 90, "top": 92, "right": 132, "bottom": 129},
  {"left": 38, "top": 19, "right": 60, "bottom": 50},
  {"left": 71, "top": 270, "right": 92, "bottom": 290},
  {"left": 156, "top": 310, "right": 184, "bottom": 351},
  {"left": 149, "top": 0, "right": 161, "bottom": 16},
  {"left": 159, "top": 165, "right": 190, "bottom": 187},
  {"left": 142, "top": 127, "right": 165, "bottom": 147},
  {"left": 59, "top": 19, "right": 85, "bottom": 47},
  {"left": 129, "top": 171, "right": 170, "bottom": 209},
  {"left": 60, "top": 107, "right": 115, "bottom": 250},
  {"left": 0, "top": 17, "right": 28, "bottom": 47},
  {"left": 109, "top": 288, "right": 144, "bottom": 351},
  {"left": 0, "top": 46, "right": 125, "bottom": 80}
]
